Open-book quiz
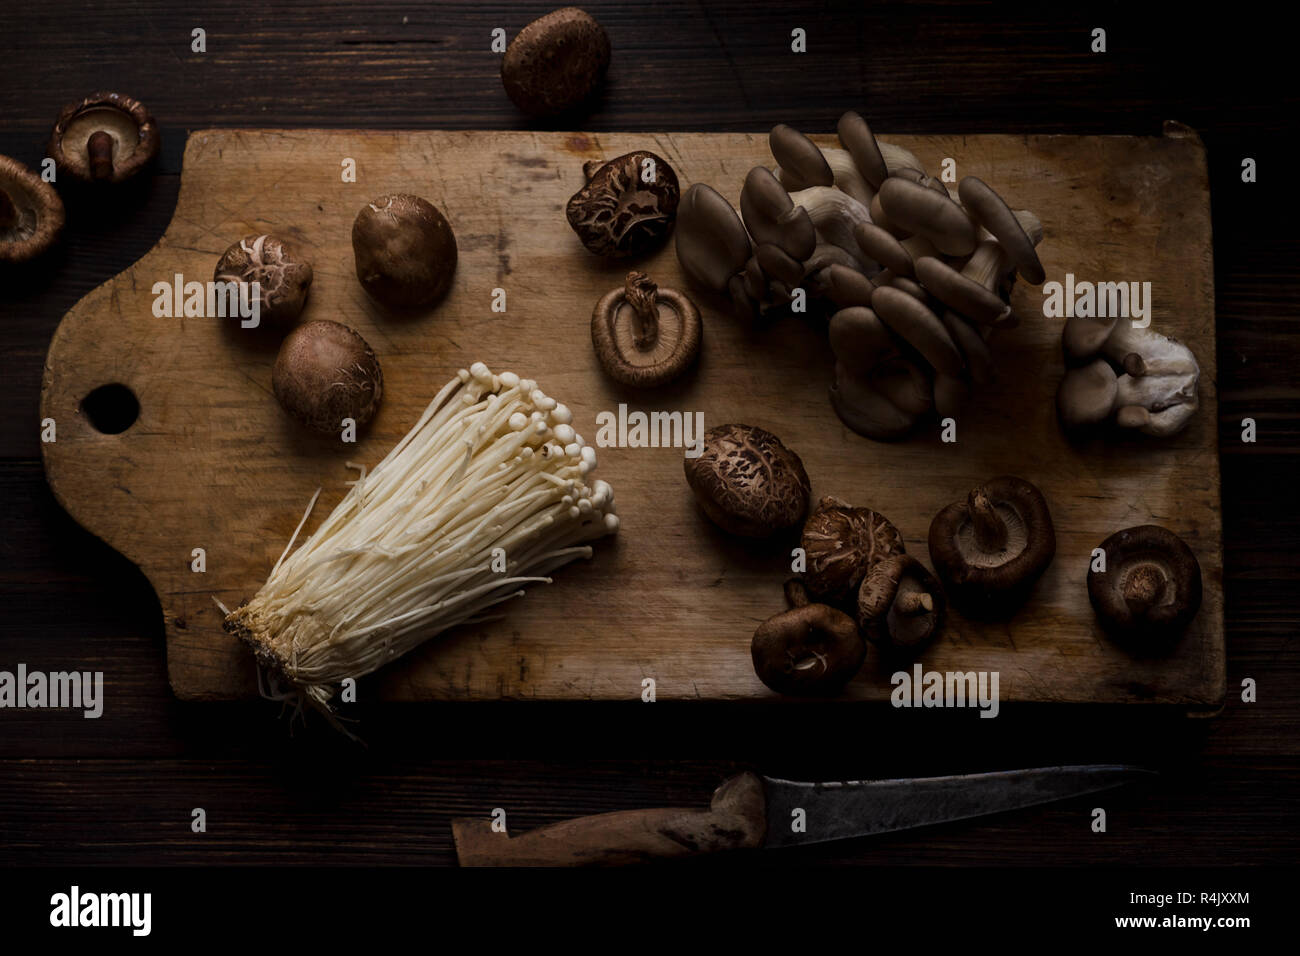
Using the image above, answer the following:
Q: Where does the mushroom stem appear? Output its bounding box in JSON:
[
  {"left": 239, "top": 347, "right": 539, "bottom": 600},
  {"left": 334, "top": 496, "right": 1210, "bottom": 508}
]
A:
[
  {"left": 1122, "top": 352, "right": 1147, "bottom": 376},
  {"left": 623, "top": 271, "right": 661, "bottom": 350},
  {"left": 1122, "top": 563, "right": 1167, "bottom": 615},
  {"left": 895, "top": 591, "right": 934, "bottom": 615},
  {"left": 87, "top": 131, "right": 114, "bottom": 181},
  {"left": 968, "top": 488, "right": 1009, "bottom": 552},
  {"left": 0, "top": 188, "right": 15, "bottom": 231},
  {"left": 784, "top": 577, "right": 811, "bottom": 609}
]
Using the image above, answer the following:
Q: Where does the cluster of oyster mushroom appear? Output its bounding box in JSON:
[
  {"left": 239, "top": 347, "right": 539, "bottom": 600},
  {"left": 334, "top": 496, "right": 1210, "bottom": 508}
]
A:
[
  {"left": 1057, "top": 313, "right": 1201, "bottom": 437},
  {"left": 673, "top": 111, "right": 1047, "bottom": 441}
]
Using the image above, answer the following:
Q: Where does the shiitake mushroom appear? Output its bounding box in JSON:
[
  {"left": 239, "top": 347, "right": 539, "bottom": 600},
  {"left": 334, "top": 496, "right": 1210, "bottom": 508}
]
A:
[
  {"left": 214, "top": 234, "right": 313, "bottom": 326},
  {"left": 501, "top": 8, "right": 611, "bottom": 117},
  {"left": 751, "top": 581, "right": 866, "bottom": 696},
  {"left": 684, "top": 423, "right": 810, "bottom": 537},
  {"left": 352, "top": 194, "right": 457, "bottom": 309},
  {"left": 801, "top": 496, "right": 906, "bottom": 604},
  {"left": 272, "top": 320, "right": 383, "bottom": 436}
]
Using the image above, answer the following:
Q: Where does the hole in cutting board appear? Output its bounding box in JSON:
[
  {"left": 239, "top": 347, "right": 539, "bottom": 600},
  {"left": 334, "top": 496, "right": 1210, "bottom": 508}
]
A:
[{"left": 81, "top": 383, "right": 139, "bottom": 434}]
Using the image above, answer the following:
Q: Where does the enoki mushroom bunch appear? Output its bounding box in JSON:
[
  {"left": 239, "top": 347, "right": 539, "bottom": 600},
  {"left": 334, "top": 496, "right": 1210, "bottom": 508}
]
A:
[
  {"left": 223, "top": 362, "right": 618, "bottom": 717},
  {"left": 674, "top": 111, "right": 1048, "bottom": 441}
]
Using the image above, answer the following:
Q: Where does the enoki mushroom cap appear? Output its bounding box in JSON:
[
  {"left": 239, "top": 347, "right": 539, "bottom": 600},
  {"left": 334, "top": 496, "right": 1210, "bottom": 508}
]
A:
[
  {"left": 1087, "top": 524, "right": 1203, "bottom": 644},
  {"left": 226, "top": 361, "right": 619, "bottom": 716},
  {"left": 928, "top": 475, "right": 1056, "bottom": 615}
]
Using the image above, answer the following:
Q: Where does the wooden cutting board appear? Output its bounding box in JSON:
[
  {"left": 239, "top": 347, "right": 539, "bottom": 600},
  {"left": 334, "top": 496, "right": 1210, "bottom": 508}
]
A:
[{"left": 40, "top": 125, "right": 1223, "bottom": 706}]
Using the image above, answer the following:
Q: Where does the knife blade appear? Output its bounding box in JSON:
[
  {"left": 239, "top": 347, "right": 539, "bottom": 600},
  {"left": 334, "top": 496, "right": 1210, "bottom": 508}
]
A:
[{"left": 452, "top": 764, "right": 1153, "bottom": 866}]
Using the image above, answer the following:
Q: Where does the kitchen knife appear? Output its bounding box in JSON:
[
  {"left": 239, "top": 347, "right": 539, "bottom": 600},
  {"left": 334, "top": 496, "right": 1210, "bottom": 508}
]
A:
[{"left": 452, "top": 764, "right": 1152, "bottom": 866}]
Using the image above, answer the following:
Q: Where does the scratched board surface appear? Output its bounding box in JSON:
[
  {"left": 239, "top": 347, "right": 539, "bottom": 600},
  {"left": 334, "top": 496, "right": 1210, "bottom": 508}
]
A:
[{"left": 39, "top": 126, "right": 1222, "bottom": 705}]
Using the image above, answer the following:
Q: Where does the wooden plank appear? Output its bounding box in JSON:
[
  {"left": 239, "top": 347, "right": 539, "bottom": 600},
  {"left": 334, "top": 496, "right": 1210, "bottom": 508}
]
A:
[{"left": 39, "top": 127, "right": 1222, "bottom": 704}]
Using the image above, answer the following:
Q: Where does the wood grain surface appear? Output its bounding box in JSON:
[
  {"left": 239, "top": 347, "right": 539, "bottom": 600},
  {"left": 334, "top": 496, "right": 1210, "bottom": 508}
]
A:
[
  {"left": 40, "top": 126, "right": 1221, "bottom": 704},
  {"left": 1, "top": 1, "right": 1296, "bottom": 868}
]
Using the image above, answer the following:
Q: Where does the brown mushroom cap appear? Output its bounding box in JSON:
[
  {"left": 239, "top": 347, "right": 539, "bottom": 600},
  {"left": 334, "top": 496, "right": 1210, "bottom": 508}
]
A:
[
  {"left": 352, "top": 194, "right": 458, "bottom": 309},
  {"left": 566, "top": 150, "right": 679, "bottom": 257},
  {"left": 877, "top": 176, "right": 978, "bottom": 257},
  {"left": 830, "top": 362, "right": 919, "bottom": 442},
  {"left": 914, "top": 255, "right": 1011, "bottom": 326},
  {"left": 854, "top": 221, "right": 913, "bottom": 276},
  {"left": 940, "top": 310, "right": 994, "bottom": 385},
  {"left": 1088, "top": 525, "right": 1203, "bottom": 647},
  {"left": 501, "top": 8, "right": 611, "bottom": 117},
  {"left": 800, "top": 496, "right": 906, "bottom": 604},
  {"left": 871, "top": 285, "right": 965, "bottom": 378},
  {"left": 272, "top": 320, "right": 383, "bottom": 435},
  {"left": 857, "top": 554, "right": 946, "bottom": 657},
  {"left": 754, "top": 243, "right": 804, "bottom": 286},
  {"left": 674, "top": 183, "right": 752, "bottom": 294},
  {"left": 957, "top": 176, "right": 1046, "bottom": 285},
  {"left": 825, "top": 263, "right": 877, "bottom": 307},
  {"left": 751, "top": 603, "right": 866, "bottom": 696},
  {"left": 836, "top": 111, "right": 889, "bottom": 190},
  {"left": 1062, "top": 313, "right": 1120, "bottom": 360},
  {"left": 928, "top": 475, "right": 1056, "bottom": 616},
  {"left": 684, "top": 423, "right": 810, "bottom": 537},
  {"left": 740, "top": 165, "right": 817, "bottom": 261},
  {"left": 214, "top": 234, "right": 313, "bottom": 326},
  {"left": 591, "top": 271, "right": 701, "bottom": 387},
  {"left": 829, "top": 307, "right": 897, "bottom": 370},
  {"left": 47, "top": 92, "right": 159, "bottom": 185},
  {"left": 0, "top": 154, "right": 65, "bottom": 264},
  {"left": 769, "top": 124, "right": 834, "bottom": 191},
  {"left": 1057, "top": 358, "right": 1119, "bottom": 430}
]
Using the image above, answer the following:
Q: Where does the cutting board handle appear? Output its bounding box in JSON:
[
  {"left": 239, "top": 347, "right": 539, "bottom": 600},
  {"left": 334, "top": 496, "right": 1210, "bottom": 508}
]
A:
[{"left": 452, "top": 772, "right": 766, "bottom": 866}]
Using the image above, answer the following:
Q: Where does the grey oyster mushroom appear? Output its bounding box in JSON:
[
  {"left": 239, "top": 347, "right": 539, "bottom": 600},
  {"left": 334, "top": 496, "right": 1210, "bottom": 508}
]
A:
[
  {"left": 788, "top": 186, "right": 874, "bottom": 268},
  {"left": 739, "top": 166, "right": 816, "bottom": 260},
  {"left": 828, "top": 305, "right": 932, "bottom": 441},
  {"left": 673, "top": 183, "right": 754, "bottom": 317},
  {"left": 566, "top": 150, "right": 680, "bottom": 257},
  {"left": 673, "top": 112, "right": 1049, "bottom": 440},
  {"left": 768, "top": 124, "right": 833, "bottom": 191},
  {"left": 1057, "top": 315, "right": 1201, "bottom": 437},
  {"left": 876, "top": 177, "right": 978, "bottom": 257}
]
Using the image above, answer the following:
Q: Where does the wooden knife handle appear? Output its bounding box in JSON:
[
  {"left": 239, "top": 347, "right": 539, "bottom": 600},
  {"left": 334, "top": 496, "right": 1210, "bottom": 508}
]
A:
[{"left": 452, "top": 772, "right": 766, "bottom": 866}]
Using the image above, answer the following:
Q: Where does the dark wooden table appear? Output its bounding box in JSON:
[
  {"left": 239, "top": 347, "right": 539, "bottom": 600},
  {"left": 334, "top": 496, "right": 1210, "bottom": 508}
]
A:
[{"left": 1, "top": 2, "right": 1296, "bottom": 866}]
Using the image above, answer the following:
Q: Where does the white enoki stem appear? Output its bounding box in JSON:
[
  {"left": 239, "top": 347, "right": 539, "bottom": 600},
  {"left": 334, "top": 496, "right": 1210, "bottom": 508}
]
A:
[{"left": 233, "top": 363, "right": 618, "bottom": 709}]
